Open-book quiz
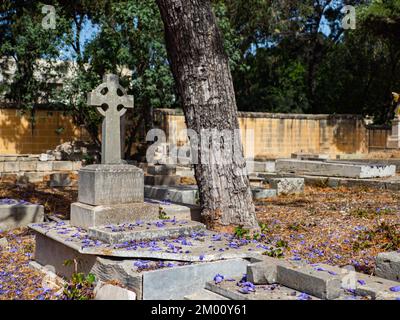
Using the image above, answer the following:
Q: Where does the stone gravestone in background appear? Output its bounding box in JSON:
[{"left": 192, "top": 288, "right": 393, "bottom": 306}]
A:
[{"left": 70, "top": 74, "right": 159, "bottom": 228}]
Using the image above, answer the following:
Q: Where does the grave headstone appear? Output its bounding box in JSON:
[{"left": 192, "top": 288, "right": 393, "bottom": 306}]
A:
[
  {"left": 87, "top": 74, "right": 134, "bottom": 164},
  {"left": 71, "top": 74, "right": 157, "bottom": 228}
]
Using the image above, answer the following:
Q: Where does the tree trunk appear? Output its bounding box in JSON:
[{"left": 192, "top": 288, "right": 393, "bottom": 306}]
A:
[{"left": 156, "top": 0, "right": 258, "bottom": 231}]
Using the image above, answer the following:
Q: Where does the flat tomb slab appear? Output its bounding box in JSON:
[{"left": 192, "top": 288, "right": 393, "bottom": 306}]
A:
[
  {"left": 276, "top": 159, "right": 396, "bottom": 178},
  {"left": 145, "top": 185, "right": 278, "bottom": 205},
  {"left": 0, "top": 200, "right": 44, "bottom": 231},
  {"left": 88, "top": 220, "right": 206, "bottom": 244},
  {"left": 29, "top": 221, "right": 266, "bottom": 262},
  {"left": 70, "top": 202, "right": 159, "bottom": 229}
]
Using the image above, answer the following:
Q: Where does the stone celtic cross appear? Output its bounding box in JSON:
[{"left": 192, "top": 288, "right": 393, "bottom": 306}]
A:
[{"left": 88, "top": 74, "right": 134, "bottom": 164}]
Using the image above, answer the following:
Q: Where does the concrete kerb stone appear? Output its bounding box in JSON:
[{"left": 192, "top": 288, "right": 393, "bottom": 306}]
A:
[
  {"left": 375, "top": 251, "right": 400, "bottom": 282},
  {"left": 0, "top": 203, "right": 44, "bottom": 231},
  {"left": 276, "top": 263, "right": 342, "bottom": 300}
]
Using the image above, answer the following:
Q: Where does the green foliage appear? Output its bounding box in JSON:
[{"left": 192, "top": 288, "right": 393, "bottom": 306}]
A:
[
  {"left": 62, "top": 272, "right": 96, "bottom": 300},
  {"left": 234, "top": 226, "right": 250, "bottom": 239},
  {"left": 158, "top": 207, "right": 170, "bottom": 220}
]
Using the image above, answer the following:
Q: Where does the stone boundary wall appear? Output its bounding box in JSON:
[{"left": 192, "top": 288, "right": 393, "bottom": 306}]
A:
[
  {"left": 0, "top": 109, "right": 88, "bottom": 154},
  {"left": 0, "top": 107, "right": 392, "bottom": 158},
  {"left": 0, "top": 155, "right": 82, "bottom": 183},
  {"left": 154, "top": 109, "right": 391, "bottom": 159}
]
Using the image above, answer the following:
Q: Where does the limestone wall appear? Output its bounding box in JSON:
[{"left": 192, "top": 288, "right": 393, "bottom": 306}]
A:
[
  {"left": 0, "top": 109, "right": 86, "bottom": 154},
  {"left": 0, "top": 107, "right": 392, "bottom": 157},
  {"left": 154, "top": 109, "right": 389, "bottom": 159}
]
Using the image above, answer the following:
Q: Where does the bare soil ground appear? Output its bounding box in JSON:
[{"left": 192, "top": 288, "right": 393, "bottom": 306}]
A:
[{"left": 0, "top": 181, "right": 399, "bottom": 299}]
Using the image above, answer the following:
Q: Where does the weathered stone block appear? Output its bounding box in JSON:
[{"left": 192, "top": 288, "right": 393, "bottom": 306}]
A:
[
  {"left": 91, "top": 257, "right": 143, "bottom": 299},
  {"left": 270, "top": 178, "right": 305, "bottom": 195},
  {"left": 276, "top": 264, "right": 342, "bottom": 300},
  {"left": 147, "top": 164, "right": 177, "bottom": 176},
  {"left": 94, "top": 281, "right": 136, "bottom": 300},
  {"left": 4, "top": 162, "right": 20, "bottom": 173},
  {"left": 49, "top": 173, "right": 72, "bottom": 188},
  {"left": 24, "top": 172, "right": 48, "bottom": 183},
  {"left": 375, "top": 251, "right": 400, "bottom": 282},
  {"left": 246, "top": 161, "right": 276, "bottom": 173},
  {"left": 144, "top": 185, "right": 199, "bottom": 205},
  {"left": 147, "top": 199, "right": 202, "bottom": 221},
  {"left": 36, "top": 161, "right": 53, "bottom": 172},
  {"left": 70, "top": 202, "right": 159, "bottom": 229},
  {"left": 144, "top": 175, "right": 180, "bottom": 186},
  {"left": 52, "top": 161, "right": 73, "bottom": 171},
  {"left": 0, "top": 163, "right": 4, "bottom": 172},
  {"left": 0, "top": 204, "right": 44, "bottom": 231},
  {"left": 19, "top": 161, "right": 37, "bottom": 171},
  {"left": 78, "top": 164, "right": 144, "bottom": 206},
  {"left": 251, "top": 188, "right": 277, "bottom": 200},
  {"left": 354, "top": 274, "right": 400, "bottom": 299}
]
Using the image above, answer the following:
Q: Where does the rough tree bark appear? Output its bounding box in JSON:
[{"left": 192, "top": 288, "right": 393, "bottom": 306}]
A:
[{"left": 156, "top": 0, "right": 259, "bottom": 231}]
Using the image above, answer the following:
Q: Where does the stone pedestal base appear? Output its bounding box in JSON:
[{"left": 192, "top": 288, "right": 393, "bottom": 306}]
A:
[
  {"left": 70, "top": 202, "right": 159, "bottom": 229},
  {"left": 78, "top": 164, "right": 144, "bottom": 205}
]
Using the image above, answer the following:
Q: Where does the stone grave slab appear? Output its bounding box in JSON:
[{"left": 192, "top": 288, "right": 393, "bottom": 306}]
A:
[
  {"left": 70, "top": 202, "right": 160, "bottom": 229},
  {"left": 145, "top": 185, "right": 277, "bottom": 204},
  {"left": 0, "top": 199, "right": 44, "bottom": 231},
  {"left": 276, "top": 159, "right": 396, "bottom": 178},
  {"left": 88, "top": 220, "right": 206, "bottom": 244},
  {"left": 30, "top": 221, "right": 266, "bottom": 263}
]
